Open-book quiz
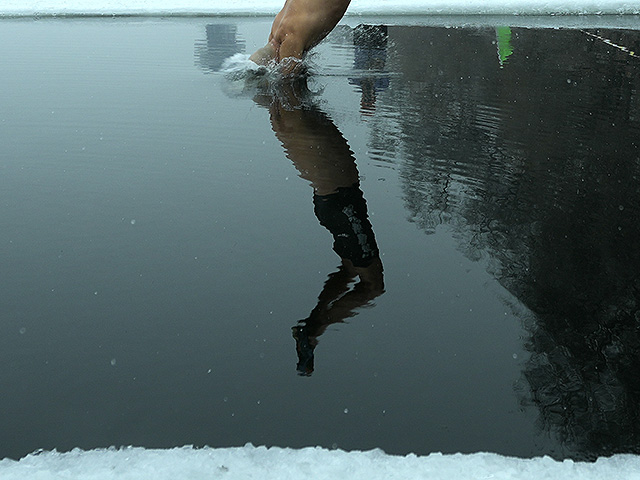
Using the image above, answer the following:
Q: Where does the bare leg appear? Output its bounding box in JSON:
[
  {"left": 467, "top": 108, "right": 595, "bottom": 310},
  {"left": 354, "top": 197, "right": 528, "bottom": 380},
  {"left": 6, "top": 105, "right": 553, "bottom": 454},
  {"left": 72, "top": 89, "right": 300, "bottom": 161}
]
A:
[
  {"left": 249, "top": 42, "right": 277, "bottom": 65},
  {"left": 250, "top": 0, "right": 350, "bottom": 74}
]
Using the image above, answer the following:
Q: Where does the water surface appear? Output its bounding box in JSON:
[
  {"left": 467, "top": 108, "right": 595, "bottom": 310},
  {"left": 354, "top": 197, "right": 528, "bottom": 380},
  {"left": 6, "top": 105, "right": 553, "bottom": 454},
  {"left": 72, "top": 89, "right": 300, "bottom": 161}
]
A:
[{"left": 1, "top": 17, "right": 639, "bottom": 462}]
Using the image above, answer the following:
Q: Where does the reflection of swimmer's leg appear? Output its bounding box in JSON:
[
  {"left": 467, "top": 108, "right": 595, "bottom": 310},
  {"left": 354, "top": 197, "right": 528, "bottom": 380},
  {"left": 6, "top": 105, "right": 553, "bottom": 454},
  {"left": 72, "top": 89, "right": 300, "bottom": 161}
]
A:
[
  {"left": 292, "top": 257, "right": 383, "bottom": 376},
  {"left": 313, "top": 185, "right": 380, "bottom": 268},
  {"left": 315, "top": 264, "right": 355, "bottom": 305},
  {"left": 292, "top": 185, "right": 383, "bottom": 376},
  {"left": 292, "top": 263, "right": 355, "bottom": 376},
  {"left": 292, "top": 324, "right": 316, "bottom": 376}
]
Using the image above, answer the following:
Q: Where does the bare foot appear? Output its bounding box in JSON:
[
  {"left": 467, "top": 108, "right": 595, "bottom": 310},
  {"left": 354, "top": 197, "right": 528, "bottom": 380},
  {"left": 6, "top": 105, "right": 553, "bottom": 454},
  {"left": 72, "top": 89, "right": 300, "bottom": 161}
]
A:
[{"left": 249, "top": 42, "right": 277, "bottom": 65}]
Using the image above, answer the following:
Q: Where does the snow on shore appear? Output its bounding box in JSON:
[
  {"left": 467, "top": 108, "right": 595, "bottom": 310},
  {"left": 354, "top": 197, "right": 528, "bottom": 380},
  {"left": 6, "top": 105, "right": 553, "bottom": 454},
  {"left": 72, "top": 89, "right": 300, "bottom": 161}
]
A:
[
  {"left": 0, "top": 0, "right": 638, "bottom": 16},
  {"left": 2, "top": 445, "right": 640, "bottom": 480}
]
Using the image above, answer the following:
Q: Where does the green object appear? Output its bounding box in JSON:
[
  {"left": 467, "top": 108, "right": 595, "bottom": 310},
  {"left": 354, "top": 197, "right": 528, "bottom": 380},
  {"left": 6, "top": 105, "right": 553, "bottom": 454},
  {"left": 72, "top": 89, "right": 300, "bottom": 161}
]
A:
[{"left": 496, "top": 26, "right": 513, "bottom": 66}]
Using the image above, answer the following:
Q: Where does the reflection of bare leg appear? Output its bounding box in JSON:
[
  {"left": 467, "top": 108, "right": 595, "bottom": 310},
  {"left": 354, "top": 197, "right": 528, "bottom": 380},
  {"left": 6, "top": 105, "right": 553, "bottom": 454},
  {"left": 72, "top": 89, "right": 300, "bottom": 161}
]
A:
[
  {"left": 292, "top": 329, "right": 315, "bottom": 376},
  {"left": 293, "top": 258, "right": 384, "bottom": 376},
  {"left": 254, "top": 79, "right": 384, "bottom": 375},
  {"left": 292, "top": 263, "right": 354, "bottom": 376},
  {"left": 350, "top": 257, "right": 385, "bottom": 296},
  {"left": 314, "top": 263, "right": 355, "bottom": 310},
  {"left": 328, "top": 258, "right": 384, "bottom": 322}
]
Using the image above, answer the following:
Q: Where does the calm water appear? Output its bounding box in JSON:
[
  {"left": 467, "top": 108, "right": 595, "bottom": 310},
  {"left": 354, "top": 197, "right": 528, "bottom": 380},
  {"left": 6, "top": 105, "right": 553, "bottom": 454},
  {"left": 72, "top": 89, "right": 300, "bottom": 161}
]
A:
[{"left": 1, "top": 17, "right": 639, "bottom": 462}]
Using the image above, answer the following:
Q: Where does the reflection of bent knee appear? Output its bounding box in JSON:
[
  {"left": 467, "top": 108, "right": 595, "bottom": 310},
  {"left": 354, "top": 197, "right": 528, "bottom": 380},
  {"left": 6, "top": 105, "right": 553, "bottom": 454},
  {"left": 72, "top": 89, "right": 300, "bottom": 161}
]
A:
[
  {"left": 354, "top": 257, "right": 385, "bottom": 294},
  {"left": 313, "top": 184, "right": 380, "bottom": 267}
]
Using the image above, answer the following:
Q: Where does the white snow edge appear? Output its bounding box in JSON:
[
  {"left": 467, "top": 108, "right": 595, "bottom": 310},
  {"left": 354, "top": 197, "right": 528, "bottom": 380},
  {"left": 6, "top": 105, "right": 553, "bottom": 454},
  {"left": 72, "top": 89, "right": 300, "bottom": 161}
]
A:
[
  {"left": 0, "top": 0, "right": 639, "bottom": 16},
  {"left": 1, "top": 445, "right": 640, "bottom": 480}
]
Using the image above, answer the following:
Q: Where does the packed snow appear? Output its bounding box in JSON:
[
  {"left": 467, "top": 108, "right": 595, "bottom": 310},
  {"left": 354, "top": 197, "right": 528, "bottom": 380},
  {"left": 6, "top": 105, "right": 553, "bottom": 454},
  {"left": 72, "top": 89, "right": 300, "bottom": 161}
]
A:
[
  {"left": 2, "top": 445, "right": 640, "bottom": 480},
  {"left": 0, "top": 0, "right": 639, "bottom": 16}
]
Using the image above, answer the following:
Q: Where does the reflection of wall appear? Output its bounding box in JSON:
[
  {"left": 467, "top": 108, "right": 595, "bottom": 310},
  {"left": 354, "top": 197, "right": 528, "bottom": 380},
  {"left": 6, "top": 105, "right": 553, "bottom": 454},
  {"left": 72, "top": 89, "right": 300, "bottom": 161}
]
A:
[
  {"left": 195, "top": 24, "right": 245, "bottom": 72},
  {"left": 376, "top": 26, "right": 640, "bottom": 460}
]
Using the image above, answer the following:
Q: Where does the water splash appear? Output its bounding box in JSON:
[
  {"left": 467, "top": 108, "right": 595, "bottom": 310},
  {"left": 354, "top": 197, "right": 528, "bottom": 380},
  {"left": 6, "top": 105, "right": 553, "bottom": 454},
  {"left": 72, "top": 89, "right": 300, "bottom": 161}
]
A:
[
  {"left": 220, "top": 53, "right": 321, "bottom": 107},
  {"left": 221, "top": 53, "right": 269, "bottom": 81}
]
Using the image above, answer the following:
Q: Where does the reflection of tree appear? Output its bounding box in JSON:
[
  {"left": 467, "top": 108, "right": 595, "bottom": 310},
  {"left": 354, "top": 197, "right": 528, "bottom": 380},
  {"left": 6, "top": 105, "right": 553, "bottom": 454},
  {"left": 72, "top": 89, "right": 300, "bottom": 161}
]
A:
[{"left": 375, "top": 26, "right": 640, "bottom": 460}]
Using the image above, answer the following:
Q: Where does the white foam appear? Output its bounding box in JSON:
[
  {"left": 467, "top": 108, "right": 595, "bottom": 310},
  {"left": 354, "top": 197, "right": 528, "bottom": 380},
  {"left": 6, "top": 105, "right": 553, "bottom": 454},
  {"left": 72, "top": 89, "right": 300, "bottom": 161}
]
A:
[
  {"left": 221, "top": 53, "right": 269, "bottom": 78},
  {"left": 1, "top": 445, "right": 639, "bottom": 480},
  {"left": 0, "top": 0, "right": 638, "bottom": 16}
]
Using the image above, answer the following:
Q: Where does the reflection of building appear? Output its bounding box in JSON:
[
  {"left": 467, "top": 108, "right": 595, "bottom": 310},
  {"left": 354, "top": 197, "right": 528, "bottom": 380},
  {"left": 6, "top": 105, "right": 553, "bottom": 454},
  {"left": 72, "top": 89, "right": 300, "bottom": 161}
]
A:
[
  {"left": 367, "top": 26, "right": 640, "bottom": 460},
  {"left": 348, "top": 25, "right": 390, "bottom": 114},
  {"left": 195, "top": 24, "right": 245, "bottom": 73}
]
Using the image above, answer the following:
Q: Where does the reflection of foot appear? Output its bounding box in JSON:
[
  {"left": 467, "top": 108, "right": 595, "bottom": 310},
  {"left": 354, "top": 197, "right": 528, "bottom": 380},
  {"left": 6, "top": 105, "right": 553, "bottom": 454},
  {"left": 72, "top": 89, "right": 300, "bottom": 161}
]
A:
[{"left": 292, "top": 325, "right": 315, "bottom": 376}]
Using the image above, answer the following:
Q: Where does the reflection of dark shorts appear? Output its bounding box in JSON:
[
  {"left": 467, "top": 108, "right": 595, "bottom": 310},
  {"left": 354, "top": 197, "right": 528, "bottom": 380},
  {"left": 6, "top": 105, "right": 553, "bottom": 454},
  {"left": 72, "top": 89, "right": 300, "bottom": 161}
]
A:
[{"left": 313, "top": 185, "right": 379, "bottom": 268}]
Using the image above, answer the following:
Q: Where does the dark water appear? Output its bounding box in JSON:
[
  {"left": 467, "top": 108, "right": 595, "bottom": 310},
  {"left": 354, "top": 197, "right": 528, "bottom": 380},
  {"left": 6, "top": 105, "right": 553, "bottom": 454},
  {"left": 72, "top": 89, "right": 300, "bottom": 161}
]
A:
[{"left": 1, "top": 17, "right": 639, "bottom": 462}]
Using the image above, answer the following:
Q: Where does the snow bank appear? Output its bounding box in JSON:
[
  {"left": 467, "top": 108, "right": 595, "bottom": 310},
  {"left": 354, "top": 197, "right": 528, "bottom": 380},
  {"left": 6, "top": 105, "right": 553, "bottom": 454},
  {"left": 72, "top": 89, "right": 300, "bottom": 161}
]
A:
[
  {"left": 1, "top": 445, "right": 640, "bottom": 480},
  {"left": 0, "top": 0, "right": 638, "bottom": 17}
]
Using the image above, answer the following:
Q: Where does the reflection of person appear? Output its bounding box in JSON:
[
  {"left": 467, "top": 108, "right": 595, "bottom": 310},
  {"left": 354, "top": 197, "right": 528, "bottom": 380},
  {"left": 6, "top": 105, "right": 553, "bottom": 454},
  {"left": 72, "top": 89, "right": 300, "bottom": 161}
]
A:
[
  {"left": 250, "top": 0, "right": 351, "bottom": 75},
  {"left": 254, "top": 82, "right": 384, "bottom": 375}
]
